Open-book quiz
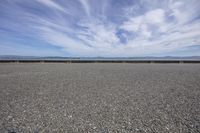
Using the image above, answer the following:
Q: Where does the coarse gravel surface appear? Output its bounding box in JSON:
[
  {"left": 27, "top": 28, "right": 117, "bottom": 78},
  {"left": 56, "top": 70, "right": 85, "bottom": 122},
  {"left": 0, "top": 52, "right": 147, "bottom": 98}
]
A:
[{"left": 0, "top": 63, "right": 200, "bottom": 133}]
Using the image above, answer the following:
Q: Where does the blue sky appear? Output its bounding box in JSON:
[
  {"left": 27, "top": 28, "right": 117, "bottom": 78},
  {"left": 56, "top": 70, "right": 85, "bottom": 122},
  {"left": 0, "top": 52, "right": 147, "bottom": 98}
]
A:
[{"left": 0, "top": 0, "right": 200, "bottom": 57}]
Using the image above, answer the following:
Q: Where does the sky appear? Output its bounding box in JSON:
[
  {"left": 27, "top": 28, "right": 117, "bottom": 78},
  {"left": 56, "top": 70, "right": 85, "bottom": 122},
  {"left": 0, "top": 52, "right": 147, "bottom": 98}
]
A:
[{"left": 0, "top": 0, "right": 200, "bottom": 57}]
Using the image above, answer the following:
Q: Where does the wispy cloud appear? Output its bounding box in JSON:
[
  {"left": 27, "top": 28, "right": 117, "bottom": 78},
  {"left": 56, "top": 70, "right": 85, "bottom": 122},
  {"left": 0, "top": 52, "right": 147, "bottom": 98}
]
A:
[
  {"left": 35, "top": 0, "right": 66, "bottom": 13},
  {"left": 0, "top": 0, "right": 199, "bottom": 56},
  {"left": 79, "top": 0, "right": 91, "bottom": 17}
]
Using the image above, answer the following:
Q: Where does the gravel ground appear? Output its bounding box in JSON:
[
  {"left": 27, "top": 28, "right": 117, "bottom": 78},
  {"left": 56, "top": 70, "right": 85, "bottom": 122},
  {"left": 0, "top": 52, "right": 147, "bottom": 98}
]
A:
[{"left": 0, "top": 63, "right": 200, "bottom": 133}]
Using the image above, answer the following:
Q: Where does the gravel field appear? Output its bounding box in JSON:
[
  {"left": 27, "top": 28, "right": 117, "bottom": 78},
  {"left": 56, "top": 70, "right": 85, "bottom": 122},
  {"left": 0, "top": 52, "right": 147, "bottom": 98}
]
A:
[{"left": 0, "top": 63, "right": 200, "bottom": 133}]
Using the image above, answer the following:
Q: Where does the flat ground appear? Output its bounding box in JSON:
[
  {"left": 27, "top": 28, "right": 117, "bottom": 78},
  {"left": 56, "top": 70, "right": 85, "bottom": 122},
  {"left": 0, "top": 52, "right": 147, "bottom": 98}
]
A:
[{"left": 0, "top": 63, "right": 200, "bottom": 133}]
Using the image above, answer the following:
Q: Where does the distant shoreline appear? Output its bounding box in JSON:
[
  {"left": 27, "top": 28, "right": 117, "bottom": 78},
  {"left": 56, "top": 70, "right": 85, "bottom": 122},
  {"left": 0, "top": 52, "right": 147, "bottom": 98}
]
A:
[{"left": 1, "top": 59, "right": 200, "bottom": 63}]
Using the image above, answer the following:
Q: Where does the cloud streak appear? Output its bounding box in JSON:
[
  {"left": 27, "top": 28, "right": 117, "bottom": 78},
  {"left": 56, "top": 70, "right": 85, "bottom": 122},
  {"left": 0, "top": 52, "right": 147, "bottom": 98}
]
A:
[
  {"left": 0, "top": 0, "right": 200, "bottom": 56},
  {"left": 36, "top": 0, "right": 66, "bottom": 13},
  {"left": 79, "top": 0, "right": 91, "bottom": 17}
]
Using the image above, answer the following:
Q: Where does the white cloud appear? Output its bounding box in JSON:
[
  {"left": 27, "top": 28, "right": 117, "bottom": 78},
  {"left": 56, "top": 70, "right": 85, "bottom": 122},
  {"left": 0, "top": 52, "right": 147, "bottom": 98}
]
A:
[
  {"left": 29, "top": 0, "right": 200, "bottom": 56},
  {"left": 145, "top": 9, "right": 165, "bottom": 24},
  {"left": 37, "top": 26, "right": 94, "bottom": 56},
  {"left": 120, "top": 16, "right": 142, "bottom": 32},
  {"left": 36, "top": 0, "right": 66, "bottom": 13},
  {"left": 120, "top": 8, "right": 165, "bottom": 39},
  {"left": 2, "top": 0, "right": 199, "bottom": 57},
  {"left": 79, "top": 0, "right": 91, "bottom": 16},
  {"left": 169, "top": 0, "right": 200, "bottom": 24},
  {"left": 140, "top": 24, "right": 152, "bottom": 38},
  {"left": 76, "top": 21, "right": 119, "bottom": 49},
  {"left": 116, "top": 0, "right": 200, "bottom": 56}
]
